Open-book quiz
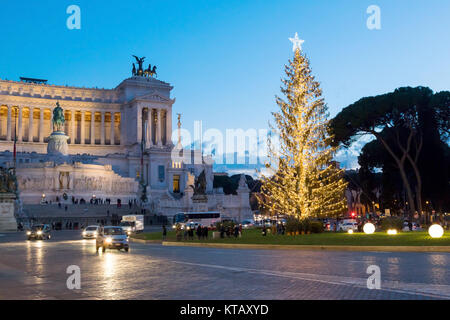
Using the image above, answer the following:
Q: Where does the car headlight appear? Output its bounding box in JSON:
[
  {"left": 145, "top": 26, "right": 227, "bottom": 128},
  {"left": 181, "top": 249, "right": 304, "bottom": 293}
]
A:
[
  {"left": 82, "top": 231, "right": 86, "bottom": 236},
  {"left": 26, "top": 231, "right": 31, "bottom": 235},
  {"left": 93, "top": 232, "right": 97, "bottom": 236},
  {"left": 105, "top": 237, "right": 112, "bottom": 243},
  {"left": 37, "top": 231, "right": 42, "bottom": 235}
]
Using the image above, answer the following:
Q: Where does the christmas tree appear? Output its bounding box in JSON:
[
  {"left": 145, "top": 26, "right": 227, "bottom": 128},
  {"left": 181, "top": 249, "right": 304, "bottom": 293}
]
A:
[{"left": 259, "top": 46, "right": 348, "bottom": 219}]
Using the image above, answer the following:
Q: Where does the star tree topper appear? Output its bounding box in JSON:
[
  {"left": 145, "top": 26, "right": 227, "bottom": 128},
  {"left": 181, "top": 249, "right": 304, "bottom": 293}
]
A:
[{"left": 289, "top": 32, "right": 305, "bottom": 52}]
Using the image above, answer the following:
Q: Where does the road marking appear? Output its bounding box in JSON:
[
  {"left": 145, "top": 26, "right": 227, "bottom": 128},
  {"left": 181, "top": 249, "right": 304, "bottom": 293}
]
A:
[{"left": 172, "top": 260, "right": 450, "bottom": 299}]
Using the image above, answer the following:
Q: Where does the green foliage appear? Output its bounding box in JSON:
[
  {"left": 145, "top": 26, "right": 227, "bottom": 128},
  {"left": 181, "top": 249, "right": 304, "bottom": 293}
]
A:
[
  {"left": 310, "top": 221, "right": 324, "bottom": 234},
  {"left": 215, "top": 220, "right": 236, "bottom": 230},
  {"left": 285, "top": 217, "right": 300, "bottom": 233},
  {"left": 213, "top": 174, "right": 253, "bottom": 195},
  {"left": 380, "top": 217, "right": 403, "bottom": 231},
  {"left": 286, "top": 218, "right": 323, "bottom": 234},
  {"left": 330, "top": 86, "right": 450, "bottom": 214}
]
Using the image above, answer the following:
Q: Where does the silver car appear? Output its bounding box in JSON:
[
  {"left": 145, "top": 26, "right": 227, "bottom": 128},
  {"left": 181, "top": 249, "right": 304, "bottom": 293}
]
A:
[
  {"left": 82, "top": 225, "right": 99, "bottom": 239},
  {"left": 96, "top": 226, "right": 129, "bottom": 252}
]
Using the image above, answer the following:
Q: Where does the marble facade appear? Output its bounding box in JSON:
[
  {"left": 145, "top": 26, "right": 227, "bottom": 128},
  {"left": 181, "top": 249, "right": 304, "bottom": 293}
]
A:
[{"left": 0, "top": 73, "right": 252, "bottom": 222}]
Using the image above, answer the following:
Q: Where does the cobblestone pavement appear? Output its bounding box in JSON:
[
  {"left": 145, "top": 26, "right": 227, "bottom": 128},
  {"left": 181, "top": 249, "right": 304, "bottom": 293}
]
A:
[{"left": 0, "top": 231, "right": 449, "bottom": 300}]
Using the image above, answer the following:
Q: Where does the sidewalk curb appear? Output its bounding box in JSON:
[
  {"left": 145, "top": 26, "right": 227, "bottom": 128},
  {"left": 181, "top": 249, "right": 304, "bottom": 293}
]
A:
[
  {"left": 160, "top": 241, "right": 450, "bottom": 252},
  {"left": 129, "top": 238, "right": 162, "bottom": 244}
]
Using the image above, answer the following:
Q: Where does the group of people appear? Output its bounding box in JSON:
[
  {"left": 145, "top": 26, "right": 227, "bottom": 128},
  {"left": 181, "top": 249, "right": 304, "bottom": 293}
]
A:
[
  {"left": 173, "top": 224, "right": 210, "bottom": 241},
  {"left": 261, "top": 223, "right": 286, "bottom": 236},
  {"left": 185, "top": 225, "right": 209, "bottom": 240},
  {"left": 219, "top": 224, "right": 242, "bottom": 238}
]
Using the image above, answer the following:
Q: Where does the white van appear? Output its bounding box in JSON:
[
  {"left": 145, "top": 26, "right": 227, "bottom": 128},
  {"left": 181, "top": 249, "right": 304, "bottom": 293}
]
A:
[{"left": 120, "top": 215, "right": 144, "bottom": 234}]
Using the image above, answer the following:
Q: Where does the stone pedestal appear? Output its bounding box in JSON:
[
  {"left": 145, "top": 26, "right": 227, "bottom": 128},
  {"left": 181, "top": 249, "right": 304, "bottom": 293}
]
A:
[
  {"left": 0, "top": 193, "right": 17, "bottom": 231},
  {"left": 192, "top": 194, "right": 208, "bottom": 212},
  {"left": 47, "top": 131, "right": 69, "bottom": 156}
]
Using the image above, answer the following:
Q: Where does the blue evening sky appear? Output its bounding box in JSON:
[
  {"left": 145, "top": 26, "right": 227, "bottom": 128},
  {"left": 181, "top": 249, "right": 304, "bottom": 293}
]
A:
[{"left": 1, "top": 0, "right": 449, "bottom": 170}]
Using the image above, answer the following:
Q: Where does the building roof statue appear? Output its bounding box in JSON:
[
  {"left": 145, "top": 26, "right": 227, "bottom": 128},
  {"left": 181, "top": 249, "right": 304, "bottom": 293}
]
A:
[{"left": 191, "top": 170, "right": 207, "bottom": 195}]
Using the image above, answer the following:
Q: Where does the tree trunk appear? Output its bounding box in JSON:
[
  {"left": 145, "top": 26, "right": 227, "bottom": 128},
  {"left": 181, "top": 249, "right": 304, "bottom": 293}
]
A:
[
  {"left": 397, "top": 165, "right": 416, "bottom": 222},
  {"left": 372, "top": 131, "right": 416, "bottom": 222}
]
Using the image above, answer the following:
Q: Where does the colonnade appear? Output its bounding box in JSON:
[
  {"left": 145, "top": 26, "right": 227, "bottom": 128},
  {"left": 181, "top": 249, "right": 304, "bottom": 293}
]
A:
[
  {"left": 144, "top": 107, "right": 171, "bottom": 148},
  {"left": 0, "top": 105, "right": 121, "bottom": 145}
]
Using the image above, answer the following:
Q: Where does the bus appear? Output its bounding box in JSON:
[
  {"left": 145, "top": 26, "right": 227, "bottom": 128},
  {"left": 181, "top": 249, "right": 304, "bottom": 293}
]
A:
[{"left": 172, "top": 212, "right": 221, "bottom": 229}]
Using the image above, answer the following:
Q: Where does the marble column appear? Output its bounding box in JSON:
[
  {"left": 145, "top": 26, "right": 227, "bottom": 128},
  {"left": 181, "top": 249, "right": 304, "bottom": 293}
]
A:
[
  {"left": 119, "top": 111, "right": 124, "bottom": 146},
  {"left": 80, "top": 111, "right": 85, "bottom": 145},
  {"left": 136, "top": 107, "right": 142, "bottom": 144},
  {"left": 156, "top": 108, "right": 162, "bottom": 146},
  {"left": 17, "top": 106, "right": 23, "bottom": 142},
  {"left": 71, "top": 110, "right": 76, "bottom": 144},
  {"left": 100, "top": 111, "right": 105, "bottom": 145},
  {"left": 39, "top": 108, "right": 44, "bottom": 143},
  {"left": 146, "top": 108, "right": 153, "bottom": 148},
  {"left": 28, "top": 107, "right": 34, "bottom": 142},
  {"left": 110, "top": 112, "right": 115, "bottom": 145},
  {"left": 90, "top": 111, "right": 95, "bottom": 144},
  {"left": 6, "top": 105, "right": 12, "bottom": 141},
  {"left": 166, "top": 108, "right": 172, "bottom": 146}
]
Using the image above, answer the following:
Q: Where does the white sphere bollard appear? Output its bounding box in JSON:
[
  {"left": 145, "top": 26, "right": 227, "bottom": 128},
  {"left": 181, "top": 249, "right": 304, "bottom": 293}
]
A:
[
  {"left": 428, "top": 224, "right": 444, "bottom": 238},
  {"left": 363, "top": 223, "right": 375, "bottom": 235}
]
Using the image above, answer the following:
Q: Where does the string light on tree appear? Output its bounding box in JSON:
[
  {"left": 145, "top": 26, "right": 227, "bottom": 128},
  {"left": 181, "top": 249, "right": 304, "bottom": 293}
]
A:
[{"left": 258, "top": 35, "right": 348, "bottom": 220}]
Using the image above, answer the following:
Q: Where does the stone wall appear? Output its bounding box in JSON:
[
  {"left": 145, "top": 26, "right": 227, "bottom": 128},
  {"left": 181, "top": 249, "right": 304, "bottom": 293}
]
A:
[{"left": 0, "top": 193, "right": 17, "bottom": 231}]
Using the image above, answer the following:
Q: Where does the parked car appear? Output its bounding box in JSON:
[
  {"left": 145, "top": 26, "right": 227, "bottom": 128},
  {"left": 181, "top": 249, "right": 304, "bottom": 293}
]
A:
[
  {"left": 82, "top": 225, "right": 99, "bottom": 239},
  {"left": 27, "top": 224, "right": 51, "bottom": 240},
  {"left": 242, "top": 219, "right": 254, "bottom": 229},
  {"left": 339, "top": 221, "right": 358, "bottom": 232},
  {"left": 96, "top": 226, "right": 129, "bottom": 252}
]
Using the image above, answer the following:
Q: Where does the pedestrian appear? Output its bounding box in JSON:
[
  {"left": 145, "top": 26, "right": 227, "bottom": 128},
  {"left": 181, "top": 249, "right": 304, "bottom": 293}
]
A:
[
  {"left": 162, "top": 225, "right": 167, "bottom": 241},
  {"left": 220, "top": 224, "right": 225, "bottom": 238},
  {"left": 188, "top": 227, "right": 194, "bottom": 240},
  {"left": 262, "top": 226, "right": 267, "bottom": 236},
  {"left": 176, "top": 225, "right": 182, "bottom": 241},
  {"left": 196, "top": 225, "right": 202, "bottom": 240},
  {"left": 234, "top": 225, "right": 239, "bottom": 238}
]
